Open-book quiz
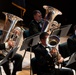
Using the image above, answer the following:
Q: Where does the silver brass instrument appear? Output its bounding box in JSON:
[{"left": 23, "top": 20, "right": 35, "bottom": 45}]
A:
[
  {"left": 0, "top": 12, "right": 23, "bottom": 56},
  {"left": 42, "top": 5, "right": 62, "bottom": 33},
  {"left": 1, "top": 12, "right": 23, "bottom": 43},
  {"left": 46, "top": 35, "right": 60, "bottom": 47},
  {"left": 46, "top": 35, "right": 62, "bottom": 66}
]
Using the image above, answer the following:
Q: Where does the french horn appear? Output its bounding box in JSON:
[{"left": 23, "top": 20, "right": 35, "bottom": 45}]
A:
[{"left": 41, "top": 5, "right": 62, "bottom": 33}]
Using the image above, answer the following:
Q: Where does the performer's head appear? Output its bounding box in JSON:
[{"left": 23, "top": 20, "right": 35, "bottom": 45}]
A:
[
  {"left": 40, "top": 32, "right": 49, "bottom": 46},
  {"left": 33, "top": 10, "right": 42, "bottom": 22}
]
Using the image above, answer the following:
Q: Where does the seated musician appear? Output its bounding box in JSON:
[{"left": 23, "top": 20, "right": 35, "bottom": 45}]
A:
[
  {"left": 0, "top": 26, "right": 23, "bottom": 75},
  {"left": 66, "top": 25, "right": 76, "bottom": 70},
  {"left": 27, "top": 32, "right": 74, "bottom": 75}
]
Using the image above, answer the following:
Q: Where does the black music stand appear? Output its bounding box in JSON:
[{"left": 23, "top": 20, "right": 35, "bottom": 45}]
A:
[
  {"left": 20, "top": 32, "right": 41, "bottom": 50},
  {"left": 0, "top": 47, "right": 18, "bottom": 66},
  {"left": 60, "top": 24, "right": 72, "bottom": 37},
  {"left": 20, "top": 32, "right": 41, "bottom": 75},
  {"left": 66, "top": 52, "right": 76, "bottom": 66},
  {"left": 51, "top": 29, "right": 61, "bottom": 37}
]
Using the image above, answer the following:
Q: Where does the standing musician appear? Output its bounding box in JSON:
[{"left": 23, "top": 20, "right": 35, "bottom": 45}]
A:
[
  {"left": 0, "top": 26, "right": 23, "bottom": 75},
  {"left": 27, "top": 32, "right": 74, "bottom": 75}
]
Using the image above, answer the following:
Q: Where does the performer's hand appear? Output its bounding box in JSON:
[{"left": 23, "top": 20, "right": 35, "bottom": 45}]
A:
[
  {"left": 7, "top": 40, "right": 15, "bottom": 48},
  {"left": 47, "top": 30, "right": 52, "bottom": 35},
  {"left": 58, "top": 56, "right": 64, "bottom": 63}
]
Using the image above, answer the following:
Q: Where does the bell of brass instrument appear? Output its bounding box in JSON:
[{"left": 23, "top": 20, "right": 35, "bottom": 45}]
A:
[
  {"left": 46, "top": 35, "right": 62, "bottom": 66},
  {"left": 1, "top": 12, "right": 23, "bottom": 43},
  {"left": 0, "top": 12, "right": 23, "bottom": 56},
  {"left": 46, "top": 35, "right": 60, "bottom": 47},
  {"left": 42, "top": 5, "right": 62, "bottom": 33}
]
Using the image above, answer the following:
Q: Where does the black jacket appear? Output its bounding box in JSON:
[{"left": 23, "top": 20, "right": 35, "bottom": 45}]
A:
[
  {"left": 27, "top": 44, "right": 55, "bottom": 72},
  {"left": 29, "top": 20, "right": 42, "bottom": 36},
  {"left": 0, "top": 43, "right": 5, "bottom": 50}
]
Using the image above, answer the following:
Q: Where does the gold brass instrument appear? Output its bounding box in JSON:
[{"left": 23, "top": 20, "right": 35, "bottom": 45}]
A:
[
  {"left": 0, "top": 12, "right": 23, "bottom": 56},
  {"left": 42, "top": 5, "right": 62, "bottom": 33}
]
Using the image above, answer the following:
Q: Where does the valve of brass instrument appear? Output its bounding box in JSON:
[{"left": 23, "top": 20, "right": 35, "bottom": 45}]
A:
[
  {"left": 8, "top": 26, "right": 22, "bottom": 47},
  {"left": 50, "top": 47, "right": 64, "bottom": 65}
]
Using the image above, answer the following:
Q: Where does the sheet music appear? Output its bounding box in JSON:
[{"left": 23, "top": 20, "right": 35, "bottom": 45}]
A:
[{"left": 66, "top": 52, "right": 76, "bottom": 66}]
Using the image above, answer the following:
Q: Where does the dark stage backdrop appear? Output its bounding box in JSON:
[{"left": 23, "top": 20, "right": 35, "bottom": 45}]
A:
[{"left": 0, "top": 0, "right": 75, "bottom": 34}]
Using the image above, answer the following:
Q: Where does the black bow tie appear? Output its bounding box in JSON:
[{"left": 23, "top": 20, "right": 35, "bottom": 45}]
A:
[{"left": 45, "top": 46, "right": 51, "bottom": 50}]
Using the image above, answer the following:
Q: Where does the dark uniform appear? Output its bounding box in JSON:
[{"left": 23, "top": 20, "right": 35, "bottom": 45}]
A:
[
  {"left": 27, "top": 43, "right": 74, "bottom": 75},
  {"left": 29, "top": 20, "right": 43, "bottom": 36},
  {"left": 0, "top": 43, "right": 22, "bottom": 75}
]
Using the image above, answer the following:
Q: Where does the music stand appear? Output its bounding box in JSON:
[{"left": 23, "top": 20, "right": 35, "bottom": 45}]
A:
[
  {"left": 51, "top": 29, "right": 61, "bottom": 37},
  {"left": 20, "top": 32, "right": 41, "bottom": 50},
  {"left": 66, "top": 52, "right": 76, "bottom": 66},
  {"left": 60, "top": 24, "right": 72, "bottom": 37},
  {"left": 0, "top": 47, "right": 18, "bottom": 66},
  {"left": 20, "top": 32, "right": 41, "bottom": 75}
]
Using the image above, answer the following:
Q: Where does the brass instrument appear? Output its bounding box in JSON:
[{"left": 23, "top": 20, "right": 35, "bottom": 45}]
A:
[
  {"left": 42, "top": 5, "right": 62, "bottom": 33},
  {"left": 1, "top": 12, "right": 23, "bottom": 43},
  {"left": 0, "top": 12, "right": 23, "bottom": 56},
  {"left": 46, "top": 35, "right": 62, "bottom": 66},
  {"left": 46, "top": 35, "right": 60, "bottom": 47}
]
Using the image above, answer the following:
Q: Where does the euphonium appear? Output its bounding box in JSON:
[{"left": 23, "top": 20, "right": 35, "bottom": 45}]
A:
[
  {"left": 1, "top": 12, "right": 23, "bottom": 43},
  {"left": 46, "top": 35, "right": 62, "bottom": 66},
  {"left": 46, "top": 35, "right": 60, "bottom": 47},
  {"left": 0, "top": 12, "right": 23, "bottom": 56},
  {"left": 41, "top": 5, "right": 62, "bottom": 33}
]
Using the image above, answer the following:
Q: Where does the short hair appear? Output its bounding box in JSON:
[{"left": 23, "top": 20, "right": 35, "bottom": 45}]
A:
[
  {"left": 33, "top": 10, "right": 42, "bottom": 16},
  {"left": 40, "top": 32, "right": 49, "bottom": 40}
]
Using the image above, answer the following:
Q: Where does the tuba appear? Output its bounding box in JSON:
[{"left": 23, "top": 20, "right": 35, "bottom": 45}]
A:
[
  {"left": 1, "top": 12, "right": 23, "bottom": 43},
  {"left": 46, "top": 35, "right": 60, "bottom": 47},
  {"left": 41, "top": 5, "right": 62, "bottom": 33},
  {"left": 0, "top": 12, "right": 23, "bottom": 56},
  {"left": 46, "top": 35, "right": 62, "bottom": 66}
]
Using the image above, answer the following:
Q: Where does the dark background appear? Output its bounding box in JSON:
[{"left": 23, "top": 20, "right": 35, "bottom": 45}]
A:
[{"left": 0, "top": 0, "right": 76, "bottom": 34}]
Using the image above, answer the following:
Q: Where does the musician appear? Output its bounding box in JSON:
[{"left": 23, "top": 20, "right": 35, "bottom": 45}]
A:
[
  {"left": 29, "top": 10, "right": 44, "bottom": 36},
  {"left": 27, "top": 32, "right": 74, "bottom": 75},
  {"left": 0, "top": 27, "right": 23, "bottom": 75},
  {"left": 0, "top": 40, "right": 15, "bottom": 75},
  {"left": 67, "top": 25, "right": 76, "bottom": 70}
]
